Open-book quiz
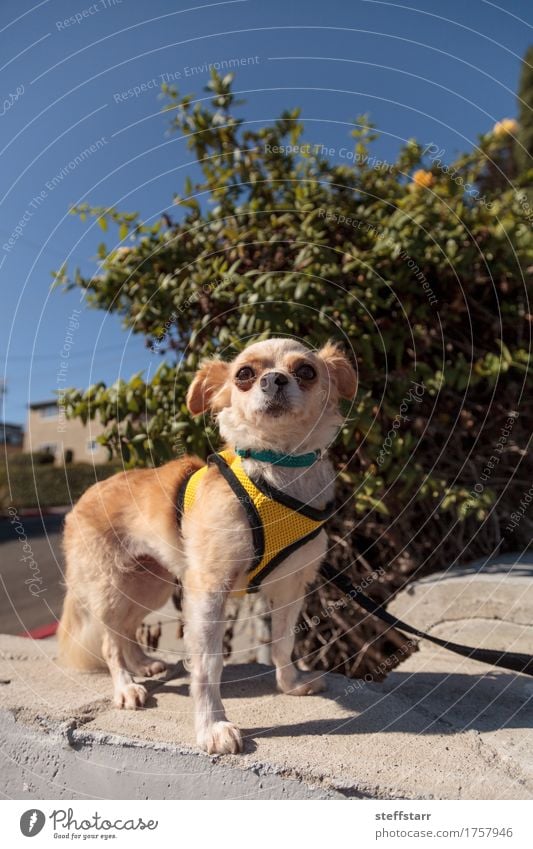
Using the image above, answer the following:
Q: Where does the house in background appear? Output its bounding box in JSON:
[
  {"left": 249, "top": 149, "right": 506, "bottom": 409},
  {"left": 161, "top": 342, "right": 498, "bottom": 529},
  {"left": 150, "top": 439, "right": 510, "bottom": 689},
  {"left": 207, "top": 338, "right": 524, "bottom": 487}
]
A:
[
  {"left": 24, "top": 400, "right": 108, "bottom": 464},
  {"left": 1, "top": 422, "right": 24, "bottom": 454}
]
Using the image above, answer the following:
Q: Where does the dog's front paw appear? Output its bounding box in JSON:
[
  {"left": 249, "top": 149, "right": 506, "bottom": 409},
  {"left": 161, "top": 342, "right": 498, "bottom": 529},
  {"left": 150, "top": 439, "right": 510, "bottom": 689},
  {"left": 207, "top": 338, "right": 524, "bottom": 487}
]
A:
[
  {"left": 113, "top": 682, "right": 148, "bottom": 710},
  {"left": 279, "top": 671, "right": 327, "bottom": 696},
  {"left": 198, "top": 721, "right": 243, "bottom": 755}
]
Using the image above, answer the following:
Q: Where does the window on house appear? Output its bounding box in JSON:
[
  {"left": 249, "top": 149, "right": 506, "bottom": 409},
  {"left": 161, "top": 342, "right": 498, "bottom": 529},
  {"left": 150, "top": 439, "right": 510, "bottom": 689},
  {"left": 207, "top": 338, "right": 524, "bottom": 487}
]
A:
[
  {"left": 86, "top": 440, "right": 98, "bottom": 454},
  {"left": 39, "top": 405, "right": 57, "bottom": 418}
]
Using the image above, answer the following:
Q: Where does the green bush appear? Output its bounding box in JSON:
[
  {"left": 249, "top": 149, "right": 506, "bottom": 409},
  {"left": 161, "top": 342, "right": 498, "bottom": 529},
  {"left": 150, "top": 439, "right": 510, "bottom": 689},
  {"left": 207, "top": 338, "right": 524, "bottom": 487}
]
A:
[
  {"left": 8, "top": 451, "right": 55, "bottom": 467},
  {"left": 55, "top": 72, "right": 532, "bottom": 677},
  {"left": 0, "top": 462, "right": 122, "bottom": 510}
]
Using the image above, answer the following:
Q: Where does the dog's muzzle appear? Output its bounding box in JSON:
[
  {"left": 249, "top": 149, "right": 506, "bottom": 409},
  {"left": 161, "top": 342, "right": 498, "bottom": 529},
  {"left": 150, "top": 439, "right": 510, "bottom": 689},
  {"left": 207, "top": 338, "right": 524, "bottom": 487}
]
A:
[
  {"left": 260, "top": 371, "right": 288, "bottom": 397},
  {"left": 259, "top": 371, "right": 290, "bottom": 415}
]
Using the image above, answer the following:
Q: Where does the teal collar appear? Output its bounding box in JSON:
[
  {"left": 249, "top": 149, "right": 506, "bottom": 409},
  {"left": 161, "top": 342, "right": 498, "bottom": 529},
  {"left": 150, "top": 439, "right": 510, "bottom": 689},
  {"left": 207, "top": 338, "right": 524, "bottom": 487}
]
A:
[{"left": 235, "top": 447, "right": 322, "bottom": 467}]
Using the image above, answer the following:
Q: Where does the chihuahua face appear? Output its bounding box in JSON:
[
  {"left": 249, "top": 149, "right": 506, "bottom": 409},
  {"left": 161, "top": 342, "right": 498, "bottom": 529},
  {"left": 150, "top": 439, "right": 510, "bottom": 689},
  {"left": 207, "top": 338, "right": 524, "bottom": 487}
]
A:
[{"left": 186, "top": 338, "right": 357, "bottom": 454}]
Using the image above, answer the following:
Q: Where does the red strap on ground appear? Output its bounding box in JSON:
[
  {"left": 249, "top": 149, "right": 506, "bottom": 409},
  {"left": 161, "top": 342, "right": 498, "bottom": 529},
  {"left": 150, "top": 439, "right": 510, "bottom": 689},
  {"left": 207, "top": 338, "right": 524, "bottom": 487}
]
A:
[{"left": 19, "top": 622, "right": 58, "bottom": 639}]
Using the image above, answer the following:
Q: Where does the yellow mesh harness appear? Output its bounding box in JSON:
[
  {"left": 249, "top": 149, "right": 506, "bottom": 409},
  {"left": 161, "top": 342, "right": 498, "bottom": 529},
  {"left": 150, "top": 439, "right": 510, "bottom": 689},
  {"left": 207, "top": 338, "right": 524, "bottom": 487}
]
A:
[{"left": 177, "top": 450, "right": 334, "bottom": 594}]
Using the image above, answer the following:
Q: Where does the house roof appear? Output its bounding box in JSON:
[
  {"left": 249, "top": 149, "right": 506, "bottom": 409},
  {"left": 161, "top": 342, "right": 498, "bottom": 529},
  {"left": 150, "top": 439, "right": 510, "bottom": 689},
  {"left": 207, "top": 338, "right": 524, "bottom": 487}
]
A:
[{"left": 28, "top": 400, "right": 57, "bottom": 410}]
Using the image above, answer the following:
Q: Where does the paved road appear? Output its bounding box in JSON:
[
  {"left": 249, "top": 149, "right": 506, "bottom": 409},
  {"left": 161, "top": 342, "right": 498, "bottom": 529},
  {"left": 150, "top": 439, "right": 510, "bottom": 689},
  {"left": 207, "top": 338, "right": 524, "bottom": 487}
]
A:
[{"left": 0, "top": 514, "right": 66, "bottom": 635}]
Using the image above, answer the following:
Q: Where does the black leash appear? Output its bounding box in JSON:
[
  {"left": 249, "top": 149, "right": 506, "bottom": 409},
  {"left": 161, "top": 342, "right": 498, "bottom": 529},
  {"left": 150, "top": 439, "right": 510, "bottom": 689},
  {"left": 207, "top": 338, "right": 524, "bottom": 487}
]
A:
[{"left": 320, "top": 561, "right": 533, "bottom": 677}]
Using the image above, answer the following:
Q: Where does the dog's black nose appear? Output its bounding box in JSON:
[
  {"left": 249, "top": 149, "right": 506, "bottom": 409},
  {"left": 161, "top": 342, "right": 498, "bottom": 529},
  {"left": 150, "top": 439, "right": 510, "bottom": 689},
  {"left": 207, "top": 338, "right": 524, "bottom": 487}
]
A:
[{"left": 260, "top": 371, "right": 289, "bottom": 391}]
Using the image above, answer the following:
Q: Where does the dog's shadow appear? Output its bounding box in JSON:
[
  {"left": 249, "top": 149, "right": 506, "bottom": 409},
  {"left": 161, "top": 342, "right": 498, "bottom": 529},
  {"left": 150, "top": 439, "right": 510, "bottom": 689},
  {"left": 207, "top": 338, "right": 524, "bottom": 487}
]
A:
[
  {"left": 153, "top": 661, "right": 278, "bottom": 700},
  {"left": 146, "top": 661, "right": 533, "bottom": 747}
]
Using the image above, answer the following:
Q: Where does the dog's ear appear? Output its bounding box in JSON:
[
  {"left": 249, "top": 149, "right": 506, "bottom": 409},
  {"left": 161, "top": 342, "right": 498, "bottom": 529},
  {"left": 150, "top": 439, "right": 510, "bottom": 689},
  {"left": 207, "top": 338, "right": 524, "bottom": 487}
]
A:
[
  {"left": 186, "top": 358, "right": 231, "bottom": 415},
  {"left": 318, "top": 342, "right": 357, "bottom": 400}
]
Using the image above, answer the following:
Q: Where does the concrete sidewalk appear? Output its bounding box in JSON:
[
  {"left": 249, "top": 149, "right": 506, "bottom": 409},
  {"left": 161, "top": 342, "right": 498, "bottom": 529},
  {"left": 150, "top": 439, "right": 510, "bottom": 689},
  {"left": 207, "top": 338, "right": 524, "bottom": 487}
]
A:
[{"left": 1, "top": 553, "right": 532, "bottom": 800}]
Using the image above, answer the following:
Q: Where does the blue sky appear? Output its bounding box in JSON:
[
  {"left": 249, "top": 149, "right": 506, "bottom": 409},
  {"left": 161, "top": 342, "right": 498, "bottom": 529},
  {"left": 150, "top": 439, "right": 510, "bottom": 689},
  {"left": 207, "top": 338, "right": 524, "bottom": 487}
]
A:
[{"left": 1, "top": 0, "right": 531, "bottom": 425}]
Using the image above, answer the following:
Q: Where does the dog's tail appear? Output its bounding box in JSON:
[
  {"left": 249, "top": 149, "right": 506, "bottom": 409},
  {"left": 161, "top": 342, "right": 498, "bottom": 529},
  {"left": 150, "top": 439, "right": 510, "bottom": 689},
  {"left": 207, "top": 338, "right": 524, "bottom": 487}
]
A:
[{"left": 57, "top": 591, "right": 106, "bottom": 671}]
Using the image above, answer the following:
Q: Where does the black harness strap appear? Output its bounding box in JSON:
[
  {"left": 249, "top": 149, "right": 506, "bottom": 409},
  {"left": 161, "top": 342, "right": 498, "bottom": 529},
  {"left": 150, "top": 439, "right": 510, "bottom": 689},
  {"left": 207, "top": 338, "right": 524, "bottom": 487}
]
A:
[
  {"left": 207, "top": 453, "right": 265, "bottom": 576},
  {"left": 175, "top": 472, "right": 194, "bottom": 522},
  {"left": 249, "top": 474, "right": 336, "bottom": 522},
  {"left": 247, "top": 525, "right": 324, "bottom": 593},
  {"left": 320, "top": 561, "right": 533, "bottom": 678}
]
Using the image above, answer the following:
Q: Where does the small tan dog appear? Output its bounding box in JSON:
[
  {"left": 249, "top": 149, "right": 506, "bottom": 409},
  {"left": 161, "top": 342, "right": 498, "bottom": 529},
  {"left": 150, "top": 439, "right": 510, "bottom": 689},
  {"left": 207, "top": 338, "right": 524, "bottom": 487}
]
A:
[{"left": 58, "top": 337, "right": 356, "bottom": 754}]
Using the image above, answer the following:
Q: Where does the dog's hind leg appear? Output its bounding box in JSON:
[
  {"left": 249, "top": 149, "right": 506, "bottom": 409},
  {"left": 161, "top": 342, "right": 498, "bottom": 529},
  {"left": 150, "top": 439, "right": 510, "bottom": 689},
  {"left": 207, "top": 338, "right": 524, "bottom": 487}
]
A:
[
  {"left": 123, "top": 641, "right": 167, "bottom": 677},
  {"left": 269, "top": 594, "right": 326, "bottom": 695},
  {"left": 102, "top": 628, "right": 149, "bottom": 709},
  {"left": 117, "top": 558, "right": 175, "bottom": 678},
  {"left": 101, "top": 562, "right": 174, "bottom": 705}
]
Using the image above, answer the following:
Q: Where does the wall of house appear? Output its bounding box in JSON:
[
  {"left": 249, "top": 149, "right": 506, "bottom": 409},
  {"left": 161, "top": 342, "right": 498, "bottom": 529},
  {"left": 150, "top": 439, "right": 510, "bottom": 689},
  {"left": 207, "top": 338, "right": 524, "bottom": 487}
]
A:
[{"left": 24, "top": 405, "right": 108, "bottom": 465}]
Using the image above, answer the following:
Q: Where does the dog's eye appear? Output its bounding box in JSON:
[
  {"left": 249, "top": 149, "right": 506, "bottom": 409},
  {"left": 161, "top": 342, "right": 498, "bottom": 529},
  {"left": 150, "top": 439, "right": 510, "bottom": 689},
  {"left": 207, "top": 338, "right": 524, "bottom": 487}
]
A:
[
  {"left": 295, "top": 364, "right": 316, "bottom": 381},
  {"left": 235, "top": 366, "right": 255, "bottom": 383}
]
